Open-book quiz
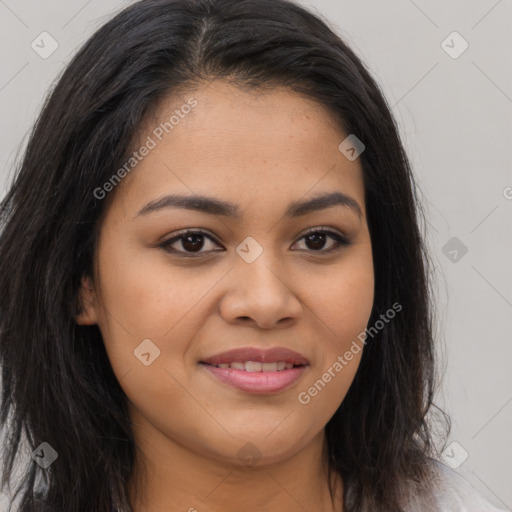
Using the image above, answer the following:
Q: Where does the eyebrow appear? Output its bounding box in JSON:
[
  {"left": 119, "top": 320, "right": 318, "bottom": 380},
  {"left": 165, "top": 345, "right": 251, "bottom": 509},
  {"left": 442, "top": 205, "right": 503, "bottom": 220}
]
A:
[{"left": 135, "top": 191, "right": 363, "bottom": 220}]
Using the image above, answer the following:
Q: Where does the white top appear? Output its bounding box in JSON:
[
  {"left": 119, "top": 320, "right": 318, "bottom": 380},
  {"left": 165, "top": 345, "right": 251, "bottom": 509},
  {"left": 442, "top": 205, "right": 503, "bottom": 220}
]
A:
[{"left": 409, "top": 461, "right": 507, "bottom": 511}]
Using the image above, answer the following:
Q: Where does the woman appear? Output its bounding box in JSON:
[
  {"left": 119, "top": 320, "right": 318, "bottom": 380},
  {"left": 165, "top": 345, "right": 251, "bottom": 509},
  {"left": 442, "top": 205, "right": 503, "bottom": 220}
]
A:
[{"left": 0, "top": 0, "right": 505, "bottom": 510}]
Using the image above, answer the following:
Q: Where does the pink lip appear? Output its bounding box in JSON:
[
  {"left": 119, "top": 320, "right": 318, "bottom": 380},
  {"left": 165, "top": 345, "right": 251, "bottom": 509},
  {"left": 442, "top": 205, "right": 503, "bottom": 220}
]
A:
[
  {"left": 201, "top": 364, "right": 308, "bottom": 394},
  {"left": 200, "top": 346, "right": 309, "bottom": 366},
  {"left": 199, "top": 346, "right": 310, "bottom": 394}
]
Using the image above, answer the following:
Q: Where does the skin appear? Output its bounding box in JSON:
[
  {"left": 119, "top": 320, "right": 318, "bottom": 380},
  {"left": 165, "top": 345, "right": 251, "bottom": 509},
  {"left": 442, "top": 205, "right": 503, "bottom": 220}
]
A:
[{"left": 76, "top": 81, "right": 374, "bottom": 512}]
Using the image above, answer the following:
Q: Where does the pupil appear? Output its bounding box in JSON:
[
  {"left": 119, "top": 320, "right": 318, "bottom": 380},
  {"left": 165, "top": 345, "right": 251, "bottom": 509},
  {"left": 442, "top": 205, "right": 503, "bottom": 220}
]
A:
[
  {"left": 182, "top": 234, "right": 204, "bottom": 252},
  {"left": 306, "top": 233, "right": 326, "bottom": 250}
]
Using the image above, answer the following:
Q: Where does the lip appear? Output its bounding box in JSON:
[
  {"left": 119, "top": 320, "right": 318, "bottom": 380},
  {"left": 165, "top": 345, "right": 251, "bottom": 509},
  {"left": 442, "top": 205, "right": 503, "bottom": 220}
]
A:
[
  {"left": 200, "top": 346, "right": 309, "bottom": 366},
  {"left": 201, "top": 364, "right": 307, "bottom": 394},
  {"left": 199, "top": 346, "right": 310, "bottom": 394}
]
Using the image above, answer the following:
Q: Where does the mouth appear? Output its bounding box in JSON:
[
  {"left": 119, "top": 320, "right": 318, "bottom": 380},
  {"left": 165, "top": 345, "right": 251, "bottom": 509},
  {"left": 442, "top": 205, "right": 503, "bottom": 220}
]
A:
[{"left": 199, "top": 346, "right": 309, "bottom": 394}]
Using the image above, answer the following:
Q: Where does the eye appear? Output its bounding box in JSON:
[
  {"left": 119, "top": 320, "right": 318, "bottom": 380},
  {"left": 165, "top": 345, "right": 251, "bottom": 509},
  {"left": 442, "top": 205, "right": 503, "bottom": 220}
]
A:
[
  {"left": 158, "top": 227, "right": 352, "bottom": 257},
  {"left": 159, "top": 229, "right": 222, "bottom": 256},
  {"left": 292, "top": 227, "right": 351, "bottom": 253}
]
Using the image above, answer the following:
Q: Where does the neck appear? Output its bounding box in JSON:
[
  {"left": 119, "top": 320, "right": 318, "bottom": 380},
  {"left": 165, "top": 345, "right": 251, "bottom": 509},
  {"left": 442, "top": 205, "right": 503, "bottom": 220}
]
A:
[{"left": 127, "top": 423, "right": 343, "bottom": 512}]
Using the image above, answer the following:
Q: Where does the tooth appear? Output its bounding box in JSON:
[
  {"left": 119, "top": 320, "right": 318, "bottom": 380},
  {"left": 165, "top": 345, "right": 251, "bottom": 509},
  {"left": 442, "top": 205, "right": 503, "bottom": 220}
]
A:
[
  {"left": 219, "top": 361, "right": 296, "bottom": 371},
  {"left": 245, "top": 361, "right": 262, "bottom": 372}
]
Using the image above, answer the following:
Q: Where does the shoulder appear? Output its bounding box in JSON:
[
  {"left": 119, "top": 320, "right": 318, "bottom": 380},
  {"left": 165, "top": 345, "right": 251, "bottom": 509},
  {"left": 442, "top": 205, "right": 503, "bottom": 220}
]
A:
[{"left": 414, "top": 460, "right": 507, "bottom": 512}]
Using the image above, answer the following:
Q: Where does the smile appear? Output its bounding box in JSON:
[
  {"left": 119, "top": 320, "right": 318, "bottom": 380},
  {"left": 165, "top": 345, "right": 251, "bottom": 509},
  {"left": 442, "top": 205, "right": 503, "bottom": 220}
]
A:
[{"left": 199, "top": 346, "right": 310, "bottom": 393}]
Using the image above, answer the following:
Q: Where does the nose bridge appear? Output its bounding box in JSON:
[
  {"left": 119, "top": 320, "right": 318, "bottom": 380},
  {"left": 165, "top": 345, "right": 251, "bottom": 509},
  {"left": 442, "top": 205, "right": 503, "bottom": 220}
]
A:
[
  {"left": 221, "top": 235, "right": 301, "bottom": 328},
  {"left": 235, "top": 235, "right": 289, "bottom": 298}
]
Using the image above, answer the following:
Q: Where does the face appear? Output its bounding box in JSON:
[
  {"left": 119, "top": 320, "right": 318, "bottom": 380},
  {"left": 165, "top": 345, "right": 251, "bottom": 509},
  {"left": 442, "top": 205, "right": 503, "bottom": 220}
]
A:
[{"left": 77, "top": 81, "right": 374, "bottom": 467}]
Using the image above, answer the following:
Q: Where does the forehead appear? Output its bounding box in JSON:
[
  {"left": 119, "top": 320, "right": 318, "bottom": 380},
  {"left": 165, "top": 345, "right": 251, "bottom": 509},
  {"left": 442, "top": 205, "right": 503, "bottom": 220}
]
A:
[{"left": 110, "top": 81, "right": 366, "bottom": 219}]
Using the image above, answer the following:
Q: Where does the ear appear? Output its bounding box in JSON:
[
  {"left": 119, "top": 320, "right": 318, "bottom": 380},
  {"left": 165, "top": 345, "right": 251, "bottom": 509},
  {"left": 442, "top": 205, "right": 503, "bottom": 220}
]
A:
[{"left": 75, "top": 275, "right": 99, "bottom": 325}]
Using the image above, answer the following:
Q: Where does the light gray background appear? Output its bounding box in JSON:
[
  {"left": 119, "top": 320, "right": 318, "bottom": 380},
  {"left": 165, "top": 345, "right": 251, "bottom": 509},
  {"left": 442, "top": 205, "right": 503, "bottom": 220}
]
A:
[{"left": 1, "top": 0, "right": 511, "bottom": 509}]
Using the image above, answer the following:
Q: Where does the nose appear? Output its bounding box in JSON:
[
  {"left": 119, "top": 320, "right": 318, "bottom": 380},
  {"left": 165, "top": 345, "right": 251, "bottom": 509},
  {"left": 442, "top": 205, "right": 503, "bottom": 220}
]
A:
[{"left": 219, "top": 250, "right": 302, "bottom": 330}]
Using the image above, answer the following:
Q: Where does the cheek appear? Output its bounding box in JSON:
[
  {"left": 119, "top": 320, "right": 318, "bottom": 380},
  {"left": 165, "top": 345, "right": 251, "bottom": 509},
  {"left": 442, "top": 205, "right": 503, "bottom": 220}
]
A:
[
  {"left": 94, "top": 241, "right": 227, "bottom": 399},
  {"left": 311, "top": 253, "right": 374, "bottom": 345},
  {"left": 290, "top": 256, "right": 373, "bottom": 423},
  {"left": 295, "top": 351, "right": 362, "bottom": 432},
  {"left": 96, "top": 236, "right": 216, "bottom": 340}
]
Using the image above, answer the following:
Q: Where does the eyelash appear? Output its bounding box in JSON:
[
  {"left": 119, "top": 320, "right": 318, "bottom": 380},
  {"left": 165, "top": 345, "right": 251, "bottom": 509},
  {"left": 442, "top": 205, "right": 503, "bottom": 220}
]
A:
[{"left": 158, "top": 227, "right": 352, "bottom": 257}]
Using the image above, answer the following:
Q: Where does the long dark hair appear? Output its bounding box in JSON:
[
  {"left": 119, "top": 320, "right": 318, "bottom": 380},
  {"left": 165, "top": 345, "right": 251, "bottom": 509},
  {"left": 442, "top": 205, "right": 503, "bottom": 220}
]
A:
[{"left": 0, "top": 0, "right": 449, "bottom": 510}]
